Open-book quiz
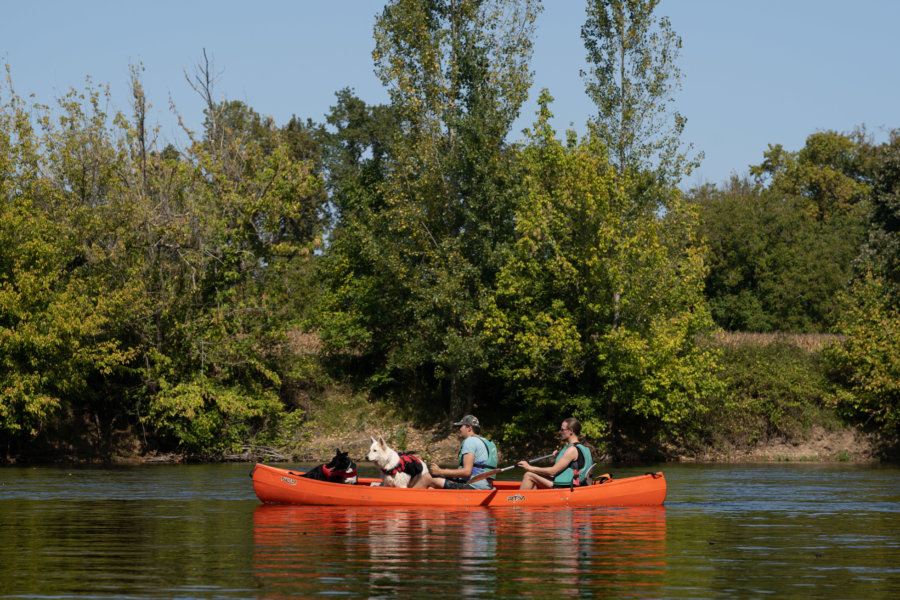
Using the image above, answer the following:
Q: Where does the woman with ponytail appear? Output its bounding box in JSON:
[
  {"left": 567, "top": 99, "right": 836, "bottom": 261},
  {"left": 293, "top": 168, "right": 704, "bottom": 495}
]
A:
[{"left": 518, "top": 417, "right": 594, "bottom": 490}]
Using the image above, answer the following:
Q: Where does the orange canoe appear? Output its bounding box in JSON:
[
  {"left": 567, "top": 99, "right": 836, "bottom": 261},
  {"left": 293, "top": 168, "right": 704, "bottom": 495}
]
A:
[{"left": 251, "top": 463, "right": 666, "bottom": 507}]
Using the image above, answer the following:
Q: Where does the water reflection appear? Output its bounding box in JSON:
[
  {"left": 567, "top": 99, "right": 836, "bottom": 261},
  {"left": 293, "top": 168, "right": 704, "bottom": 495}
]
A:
[
  {"left": 253, "top": 504, "right": 667, "bottom": 598},
  {"left": 4, "top": 464, "right": 896, "bottom": 598}
]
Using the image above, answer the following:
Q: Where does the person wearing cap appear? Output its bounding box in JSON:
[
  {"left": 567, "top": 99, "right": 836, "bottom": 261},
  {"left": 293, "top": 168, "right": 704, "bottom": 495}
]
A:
[{"left": 426, "top": 415, "right": 495, "bottom": 490}]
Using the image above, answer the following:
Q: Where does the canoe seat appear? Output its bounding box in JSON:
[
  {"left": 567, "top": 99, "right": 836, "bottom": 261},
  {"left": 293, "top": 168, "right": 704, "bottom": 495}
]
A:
[
  {"left": 582, "top": 463, "right": 595, "bottom": 485},
  {"left": 583, "top": 464, "right": 613, "bottom": 485}
]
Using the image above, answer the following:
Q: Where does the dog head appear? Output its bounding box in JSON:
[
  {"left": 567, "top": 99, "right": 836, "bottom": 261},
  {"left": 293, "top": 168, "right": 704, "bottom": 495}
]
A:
[
  {"left": 326, "top": 448, "right": 354, "bottom": 472},
  {"left": 366, "top": 436, "right": 397, "bottom": 468}
]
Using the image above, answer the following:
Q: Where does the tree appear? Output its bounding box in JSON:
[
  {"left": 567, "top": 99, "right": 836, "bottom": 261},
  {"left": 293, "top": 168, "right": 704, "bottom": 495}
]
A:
[
  {"left": 318, "top": 0, "right": 540, "bottom": 419},
  {"left": 826, "top": 274, "right": 900, "bottom": 435},
  {"left": 0, "top": 72, "right": 141, "bottom": 451},
  {"left": 826, "top": 132, "right": 900, "bottom": 438},
  {"left": 1, "top": 57, "right": 326, "bottom": 458},
  {"left": 856, "top": 130, "right": 900, "bottom": 301},
  {"left": 693, "top": 177, "right": 866, "bottom": 332},
  {"left": 131, "top": 62, "right": 325, "bottom": 453},
  {"left": 317, "top": 88, "right": 398, "bottom": 223},
  {"left": 581, "top": 0, "right": 698, "bottom": 184},
  {"left": 478, "top": 94, "right": 719, "bottom": 455},
  {"left": 693, "top": 130, "right": 875, "bottom": 332},
  {"left": 750, "top": 130, "right": 873, "bottom": 221}
]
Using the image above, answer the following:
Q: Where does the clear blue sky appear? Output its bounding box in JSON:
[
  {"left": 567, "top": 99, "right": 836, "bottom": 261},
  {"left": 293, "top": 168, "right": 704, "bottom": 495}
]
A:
[{"left": 3, "top": 1, "right": 898, "bottom": 188}]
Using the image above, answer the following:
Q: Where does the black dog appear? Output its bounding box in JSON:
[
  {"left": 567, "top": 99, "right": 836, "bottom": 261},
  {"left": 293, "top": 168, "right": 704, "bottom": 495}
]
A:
[{"left": 302, "top": 448, "right": 358, "bottom": 484}]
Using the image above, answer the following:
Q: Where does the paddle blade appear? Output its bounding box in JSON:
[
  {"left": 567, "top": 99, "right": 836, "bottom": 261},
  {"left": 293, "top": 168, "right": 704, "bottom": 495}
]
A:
[{"left": 466, "top": 468, "right": 500, "bottom": 484}]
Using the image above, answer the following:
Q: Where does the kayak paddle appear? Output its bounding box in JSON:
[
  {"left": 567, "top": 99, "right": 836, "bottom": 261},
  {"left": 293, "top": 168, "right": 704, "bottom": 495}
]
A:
[{"left": 467, "top": 453, "right": 555, "bottom": 484}]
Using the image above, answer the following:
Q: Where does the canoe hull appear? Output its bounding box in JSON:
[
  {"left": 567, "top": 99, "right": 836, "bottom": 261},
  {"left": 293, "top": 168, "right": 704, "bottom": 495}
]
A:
[{"left": 251, "top": 463, "right": 666, "bottom": 507}]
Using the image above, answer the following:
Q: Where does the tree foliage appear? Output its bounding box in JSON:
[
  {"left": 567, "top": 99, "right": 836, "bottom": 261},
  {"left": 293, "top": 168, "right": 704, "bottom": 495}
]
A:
[
  {"left": 826, "top": 274, "right": 900, "bottom": 435},
  {"left": 826, "top": 133, "right": 900, "bottom": 436},
  {"left": 477, "top": 94, "right": 719, "bottom": 453},
  {"left": 750, "top": 130, "right": 874, "bottom": 221},
  {"left": 0, "top": 62, "right": 324, "bottom": 456},
  {"left": 3, "top": 4, "right": 897, "bottom": 461},
  {"left": 317, "top": 0, "right": 540, "bottom": 418},
  {"left": 1, "top": 75, "right": 142, "bottom": 442},
  {"left": 694, "top": 131, "right": 873, "bottom": 332},
  {"left": 856, "top": 130, "right": 900, "bottom": 301},
  {"left": 581, "top": 0, "right": 698, "bottom": 183},
  {"left": 694, "top": 179, "right": 866, "bottom": 332}
]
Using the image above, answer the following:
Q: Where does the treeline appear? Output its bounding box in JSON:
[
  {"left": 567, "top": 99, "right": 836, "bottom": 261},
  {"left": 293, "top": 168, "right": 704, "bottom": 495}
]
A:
[{"left": 2, "top": 1, "right": 898, "bottom": 462}]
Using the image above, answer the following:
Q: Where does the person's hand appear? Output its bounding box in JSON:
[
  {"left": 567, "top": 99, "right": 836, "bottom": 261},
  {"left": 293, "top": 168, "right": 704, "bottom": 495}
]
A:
[
  {"left": 516, "top": 460, "right": 529, "bottom": 470},
  {"left": 429, "top": 463, "right": 441, "bottom": 476}
]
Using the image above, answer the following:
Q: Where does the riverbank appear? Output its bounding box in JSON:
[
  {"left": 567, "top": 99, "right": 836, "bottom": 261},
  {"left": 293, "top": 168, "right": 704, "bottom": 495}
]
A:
[
  {"left": 5, "top": 419, "right": 886, "bottom": 465},
  {"left": 142, "top": 420, "right": 881, "bottom": 466},
  {"left": 6, "top": 331, "right": 896, "bottom": 466}
]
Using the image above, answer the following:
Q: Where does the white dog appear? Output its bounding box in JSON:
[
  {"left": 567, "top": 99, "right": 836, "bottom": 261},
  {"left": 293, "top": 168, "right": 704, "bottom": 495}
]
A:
[{"left": 366, "top": 436, "right": 429, "bottom": 488}]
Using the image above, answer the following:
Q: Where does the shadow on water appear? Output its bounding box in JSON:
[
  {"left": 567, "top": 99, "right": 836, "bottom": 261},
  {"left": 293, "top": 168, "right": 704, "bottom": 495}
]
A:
[{"left": 252, "top": 503, "right": 668, "bottom": 598}]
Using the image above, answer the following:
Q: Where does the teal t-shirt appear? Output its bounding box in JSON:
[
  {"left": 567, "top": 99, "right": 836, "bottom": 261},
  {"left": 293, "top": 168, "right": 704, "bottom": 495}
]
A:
[{"left": 459, "top": 436, "right": 492, "bottom": 490}]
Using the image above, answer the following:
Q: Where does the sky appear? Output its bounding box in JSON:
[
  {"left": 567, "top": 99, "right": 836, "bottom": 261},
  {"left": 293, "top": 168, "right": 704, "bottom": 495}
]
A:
[{"left": 2, "top": 0, "right": 898, "bottom": 188}]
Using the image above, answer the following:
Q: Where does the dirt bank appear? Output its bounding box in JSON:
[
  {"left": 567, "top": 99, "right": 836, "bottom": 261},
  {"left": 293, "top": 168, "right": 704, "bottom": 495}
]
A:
[
  {"left": 237, "top": 422, "right": 883, "bottom": 466},
  {"left": 290, "top": 423, "right": 463, "bottom": 465},
  {"left": 672, "top": 425, "right": 881, "bottom": 463}
]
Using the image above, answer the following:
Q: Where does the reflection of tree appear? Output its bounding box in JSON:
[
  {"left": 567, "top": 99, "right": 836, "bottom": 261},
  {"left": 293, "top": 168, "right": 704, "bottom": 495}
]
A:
[
  {"left": 365, "top": 508, "right": 499, "bottom": 598},
  {"left": 459, "top": 509, "right": 498, "bottom": 597},
  {"left": 365, "top": 508, "right": 424, "bottom": 598},
  {"left": 493, "top": 507, "right": 667, "bottom": 596}
]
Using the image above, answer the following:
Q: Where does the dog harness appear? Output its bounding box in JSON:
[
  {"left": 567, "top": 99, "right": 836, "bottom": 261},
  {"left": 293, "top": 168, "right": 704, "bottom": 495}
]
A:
[
  {"left": 321, "top": 464, "right": 357, "bottom": 480},
  {"left": 382, "top": 452, "right": 424, "bottom": 477}
]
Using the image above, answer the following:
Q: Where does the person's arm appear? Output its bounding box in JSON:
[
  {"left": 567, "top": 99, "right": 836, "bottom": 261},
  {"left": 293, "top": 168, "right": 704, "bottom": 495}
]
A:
[
  {"left": 518, "top": 446, "right": 577, "bottom": 478},
  {"left": 431, "top": 452, "right": 475, "bottom": 479}
]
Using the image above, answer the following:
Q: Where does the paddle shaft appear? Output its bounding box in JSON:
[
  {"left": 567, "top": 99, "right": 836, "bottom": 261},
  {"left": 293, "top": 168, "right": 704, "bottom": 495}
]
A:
[{"left": 466, "top": 453, "right": 555, "bottom": 484}]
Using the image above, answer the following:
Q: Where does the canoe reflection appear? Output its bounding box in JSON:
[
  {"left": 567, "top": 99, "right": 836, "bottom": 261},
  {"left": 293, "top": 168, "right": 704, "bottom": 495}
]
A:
[{"left": 253, "top": 504, "right": 666, "bottom": 598}]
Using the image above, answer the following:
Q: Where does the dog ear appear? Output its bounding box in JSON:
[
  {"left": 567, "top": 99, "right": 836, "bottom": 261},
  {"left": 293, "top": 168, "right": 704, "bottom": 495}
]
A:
[{"left": 376, "top": 436, "right": 386, "bottom": 447}]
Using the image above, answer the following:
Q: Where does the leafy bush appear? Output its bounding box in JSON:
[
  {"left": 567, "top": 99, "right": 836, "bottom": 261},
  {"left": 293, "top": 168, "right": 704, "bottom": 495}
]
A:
[
  {"left": 699, "top": 341, "right": 836, "bottom": 448},
  {"left": 825, "top": 275, "right": 900, "bottom": 435}
]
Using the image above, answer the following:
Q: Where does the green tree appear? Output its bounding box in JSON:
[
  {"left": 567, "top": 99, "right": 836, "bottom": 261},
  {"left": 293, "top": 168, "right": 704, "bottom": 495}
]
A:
[
  {"left": 130, "top": 65, "right": 324, "bottom": 453},
  {"left": 0, "top": 73, "right": 141, "bottom": 450},
  {"left": 581, "top": 0, "right": 698, "bottom": 184},
  {"left": 856, "top": 130, "right": 900, "bottom": 300},
  {"left": 318, "top": 88, "right": 398, "bottom": 222},
  {"left": 826, "top": 274, "right": 900, "bottom": 435},
  {"left": 573, "top": 1, "right": 715, "bottom": 453},
  {"left": 826, "top": 132, "right": 900, "bottom": 437},
  {"left": 750, "top": 130, "right": 873, "bottom": 221},
  {"left": 318, "top": 0, "right": 540, "bottom": 419},
  {"left": 693, "top": 177, "right": 866, "bottom": 332},
  {"left": 1, "top": 59, "right": 325, "bottom": 458},
  {"left": 479, "top": 95, "right": 719, "bottom": 455},
  {"left": 694, "top": 130, "right": 874, "bottom": 332}
]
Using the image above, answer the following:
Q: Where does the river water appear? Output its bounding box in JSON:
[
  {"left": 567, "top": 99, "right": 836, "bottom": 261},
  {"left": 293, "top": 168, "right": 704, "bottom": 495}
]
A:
[{"left": 0, "top": 462, "right": 897, "bottom": 599}]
